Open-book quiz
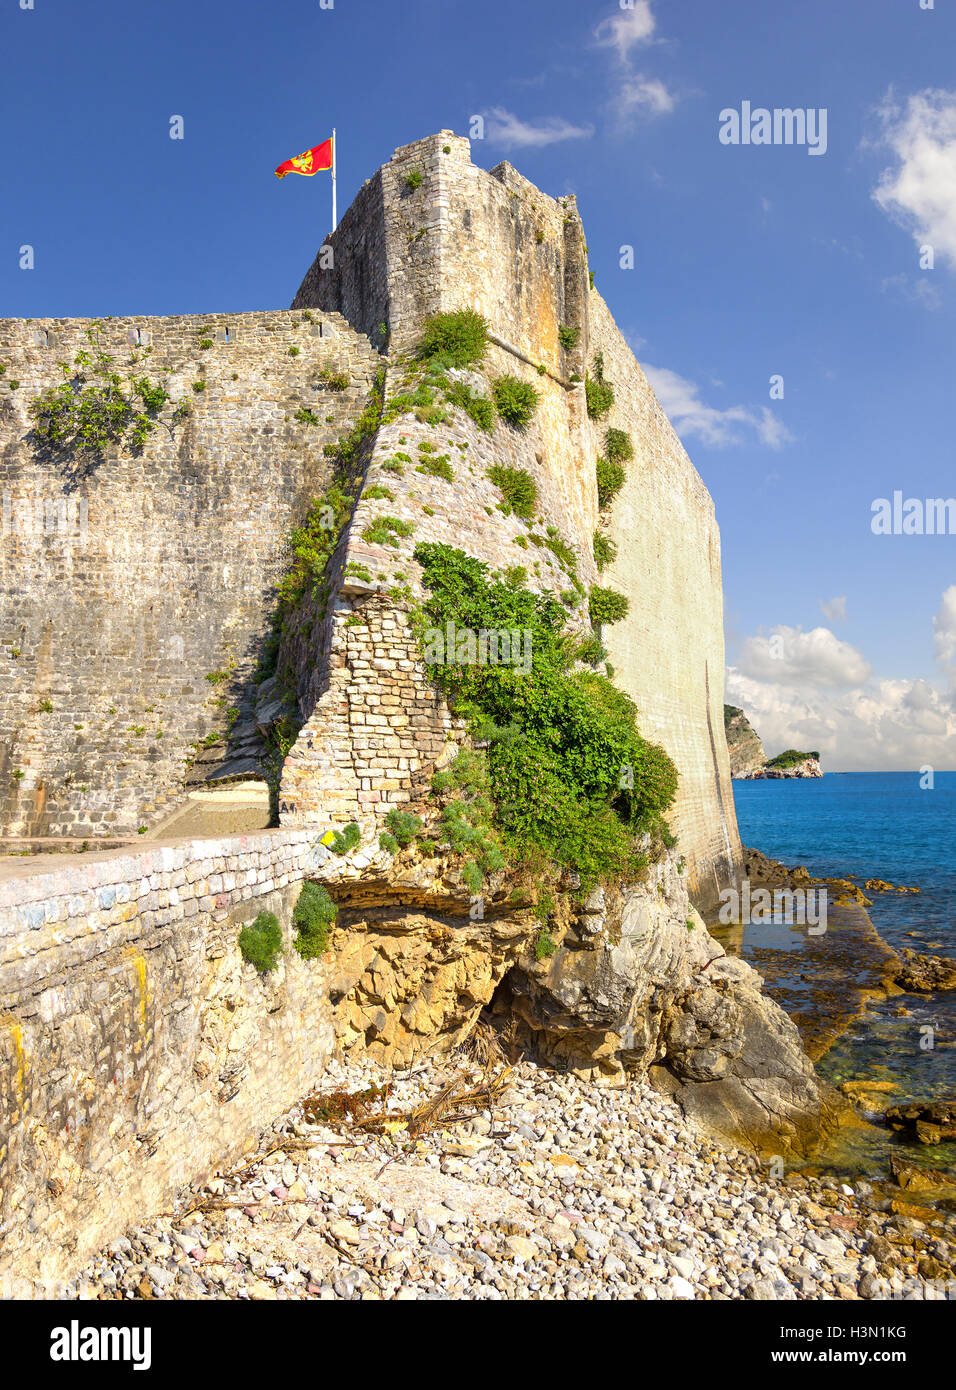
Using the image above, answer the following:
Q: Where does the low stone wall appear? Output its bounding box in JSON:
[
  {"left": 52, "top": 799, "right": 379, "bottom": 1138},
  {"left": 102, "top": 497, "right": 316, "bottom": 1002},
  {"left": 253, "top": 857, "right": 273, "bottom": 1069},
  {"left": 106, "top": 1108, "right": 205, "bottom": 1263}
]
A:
[{"left": 0, "top": 829, "right": 337, "bottom": 1294}]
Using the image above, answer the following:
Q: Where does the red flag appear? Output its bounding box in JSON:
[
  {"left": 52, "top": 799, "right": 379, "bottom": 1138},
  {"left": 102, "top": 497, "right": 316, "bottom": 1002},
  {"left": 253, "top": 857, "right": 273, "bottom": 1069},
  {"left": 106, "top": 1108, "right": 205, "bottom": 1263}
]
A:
[{"left": 275, "top": 136, "right": 333, "bottom": 179}]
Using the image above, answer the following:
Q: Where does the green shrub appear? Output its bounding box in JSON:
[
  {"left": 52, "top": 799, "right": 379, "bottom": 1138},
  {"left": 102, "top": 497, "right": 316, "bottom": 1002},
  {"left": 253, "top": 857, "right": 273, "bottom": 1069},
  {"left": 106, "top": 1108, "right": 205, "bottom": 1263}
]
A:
[
  {"left": 593, "top": 532, "right": 617, "bottom": 572},
  {"left": 295, "top": 407, "right": 320, "bottom": 425},
  {"left": 534, "top": 928, "right": 558, "bottom": 961},
  {"left": 413, "top": 541, "right": 678, "bottom": 888},
  {"left": 405, "top": 167, "right": 423, "bottom": 191},
  {"left": 293, "top": 882, "right": 337, "bottom": 958},
  {"left": 558, "top": 324, "right": 580, "bottom": 351},
  {"left": 589, "top": 585, "right": 630, "bottom": 627},
  {"left": 488, "top": 464, "right": 537, "bottom": 521},
  {"left": 492, "top": 376, "right": 539, "bottom": 431},
  {"left": 418, "top": 309, "right": 488, "bottom": 368},
  {"left": 379, "top": 831, "right": 400, "bottom": 854},
  {"left": 362, "top": 516, "right": 416, "bottom": 547},
  {"left": 239, "top": 911, "right": 283, "bottom": 972},
  {"left": 444, "top": 380, "right": 496, "bottom": 431},
  {"left": 596, "top": 457, "right": 626, "bottom": 509},
  {"left": 318, "top": 366, "right": 349, "bottom": 390},
  {"left": 28, "top": 326, "right": 176, "bottom": 459},
  {"left": 330, "top": 821, "right": 361, "bottom": 854},
  {"left": 362, "top": 484, "right": 394, "bottom": 501},
  {"left": 585, "top": 355, "right": 614, "bottom": 419},
  {"left": 604, "top": 428, "right": 634, "bottom": 463},
  {"left": 416, "top": 454, "right": 454, "bottom": 482},
  {"left": 383, "top": 807, "right": 422, "bottom": 847}
]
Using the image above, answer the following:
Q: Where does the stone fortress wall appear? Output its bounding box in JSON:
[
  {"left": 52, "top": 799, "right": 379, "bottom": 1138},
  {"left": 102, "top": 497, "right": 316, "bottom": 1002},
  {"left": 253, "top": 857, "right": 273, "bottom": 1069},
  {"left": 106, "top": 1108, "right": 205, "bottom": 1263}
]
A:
[
  {"left": 0, "top": 310, "right": 381, "bottom": 840},
  {"left": 0, "top": 130, "right": 760, "bottom": 1293},
  {"left": 292, "top": 132, "right": 741, "bottom": 908}
]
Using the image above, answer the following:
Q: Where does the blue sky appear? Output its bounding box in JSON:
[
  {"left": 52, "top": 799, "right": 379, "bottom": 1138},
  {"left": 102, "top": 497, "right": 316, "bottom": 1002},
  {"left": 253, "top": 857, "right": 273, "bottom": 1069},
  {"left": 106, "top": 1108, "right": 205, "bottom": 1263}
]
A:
[{"left": 2, "top": 0, "right": 955, "bottom": 769}]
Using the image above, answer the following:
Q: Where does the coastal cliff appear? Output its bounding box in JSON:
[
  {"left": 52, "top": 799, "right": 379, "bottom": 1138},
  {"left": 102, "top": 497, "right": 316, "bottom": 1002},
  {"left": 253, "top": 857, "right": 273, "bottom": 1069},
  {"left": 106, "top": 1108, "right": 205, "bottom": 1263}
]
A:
[{"left": 725, "top": 707, "right": 822, "bottom": 779}]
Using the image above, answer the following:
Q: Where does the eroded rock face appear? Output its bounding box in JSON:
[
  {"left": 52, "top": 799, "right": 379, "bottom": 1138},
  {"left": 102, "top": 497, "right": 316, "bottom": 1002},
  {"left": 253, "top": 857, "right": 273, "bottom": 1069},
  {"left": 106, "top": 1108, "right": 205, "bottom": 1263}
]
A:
[
  {"left": 724, "top": 705, "right": 765, "bottom": 778},
  {"left": 328, "top": 843, "right": 838, "bottom": 1157}
]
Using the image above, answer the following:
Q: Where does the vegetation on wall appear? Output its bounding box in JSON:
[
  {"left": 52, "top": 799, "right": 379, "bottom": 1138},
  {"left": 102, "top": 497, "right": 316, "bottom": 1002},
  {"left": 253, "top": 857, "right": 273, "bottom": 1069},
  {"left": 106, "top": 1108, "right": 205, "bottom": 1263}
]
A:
[
  {"left": 596, "top": 456, "right": 626, "bottom": 510},
  {"left": 238, "top": 911, "right": 283, "bottom": 973},
  {"left": 487, "top": 464, "right": 538, "bottom": 522},
  {"left": 593, "top": 532, "right": 617, "bottom": 573},
  {"left": 292, "top": 881, "right": 337, "bottom": 959},
  {"left": 418, "top": 309, "right": 488, "bottom": 369},
  {"left": 29, "top": 324, "right": 177, "bottom": 460},
  {"left": 492, "top": 375, "right": 539, "bottom": 431},
  {"left": 585, "top": 353, "right": 615, "bottom": 420},
  {"left": 589, "top": 585, "right": 630, "bottom": 627},
  {"left": 412, "top": 541, "right": 678, "bottom": 889}
]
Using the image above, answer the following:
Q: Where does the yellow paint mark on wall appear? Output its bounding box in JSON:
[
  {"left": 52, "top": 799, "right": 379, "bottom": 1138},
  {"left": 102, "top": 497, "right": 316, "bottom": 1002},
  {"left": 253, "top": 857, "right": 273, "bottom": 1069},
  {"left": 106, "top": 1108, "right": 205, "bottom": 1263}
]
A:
[
  {"left": 124, "top": 950, "right": 151, "bottom": 1030},
  {"left": 1, "top": 1014, "right": 26, "bottom": 1108}
]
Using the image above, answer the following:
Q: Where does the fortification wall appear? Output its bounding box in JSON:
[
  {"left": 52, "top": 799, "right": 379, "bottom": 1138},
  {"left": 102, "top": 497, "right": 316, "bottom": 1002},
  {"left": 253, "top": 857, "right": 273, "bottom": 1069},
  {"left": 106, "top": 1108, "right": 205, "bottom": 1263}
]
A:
[
  {"left": 0, "top": 828, "right": 336, "bottom": 1294},
  {"left": 586, "top": 296, "right": 741, "bottom": 908},
  {"left": 290, "top": 133, "right": 740, "bottom": 906},
  {"left": 0, "top": 310, "right": 380, "bottom": 840}
]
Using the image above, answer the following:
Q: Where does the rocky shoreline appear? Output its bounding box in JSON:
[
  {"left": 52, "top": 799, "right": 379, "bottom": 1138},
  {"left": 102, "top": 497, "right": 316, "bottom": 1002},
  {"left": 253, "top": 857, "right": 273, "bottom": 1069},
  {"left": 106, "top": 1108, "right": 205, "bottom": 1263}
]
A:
[{"left": 68, "top": 1056, "right": 956, "bottom": 1301}]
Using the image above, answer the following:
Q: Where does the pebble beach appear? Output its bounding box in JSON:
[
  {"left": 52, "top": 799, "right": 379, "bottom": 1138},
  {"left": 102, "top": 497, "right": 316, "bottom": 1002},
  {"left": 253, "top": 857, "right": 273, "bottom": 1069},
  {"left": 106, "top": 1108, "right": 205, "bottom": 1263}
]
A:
[{"left": 71, "top": 1058, "right": 956, "bottom": 1302}]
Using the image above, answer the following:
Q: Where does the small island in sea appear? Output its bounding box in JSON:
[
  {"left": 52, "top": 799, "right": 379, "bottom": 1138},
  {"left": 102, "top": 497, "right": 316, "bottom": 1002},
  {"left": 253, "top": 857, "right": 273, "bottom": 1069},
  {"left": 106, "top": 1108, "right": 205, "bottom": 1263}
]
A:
[{"left": 725, "top": 705, "right": 823, "bottom": 779}]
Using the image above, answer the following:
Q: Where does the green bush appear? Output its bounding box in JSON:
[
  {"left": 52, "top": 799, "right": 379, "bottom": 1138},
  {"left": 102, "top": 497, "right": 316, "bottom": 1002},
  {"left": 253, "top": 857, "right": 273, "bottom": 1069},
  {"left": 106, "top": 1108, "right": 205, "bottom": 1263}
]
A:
[
  {"left": 558, "top": 324, "right": 580, "bottom": 351},
  {"left": 534, "top": 928, "right": 558, "bottom": 961},
  {"left": 413, "top": 542, "right": 678, "bottom": 887},
  {"left": 418, "top": 309, "right": 488, "bottom": 368},
  {"left": 604, "top": 428, "right": 634, "bottom": 464},
  {"left": 416, "top": 453, "right": 454, "bottom": 482},
  {"left": 405, "top": 167, "right": 423, "bottom": 191},
  {"left": 593, "top": 532, "right": 617, "bottom": 572},
  {"left": 444, "top": 380, "right": 496, "bottom": 431},
  {"left": 239, "top": 911, "right": 283, "bottom": 972},
  {"left": 384, "top": 807, "right": 422, "bottom": 847},
  {"left": 29, "top": 326, "right": 176, "bottom": 459},
  {"left": 293, "top": 881, "right": 337, "bottom": 958},
  {"left": 589, "top": 585, "right": 630, "bottom": 627},
  {"left": 596, "top": 457, "right": 626, "bottom": 510},
  {"left": 492, "top": 376, "right": 539, "bottom": 431},
  {"left": 362, "top": 515, "right": 416, "bottom": 547},
  {"left": 330, "top": 821, "right": 361, "bottom": 854},
  {"left": 379, "top": 831, "right": 400, "bottom": 854},
  {"left": 488, "top": 465, "right": 537, "bottom": 521},
  {"left": 585, "top": 354, "right": 615, "bottom": 419}
]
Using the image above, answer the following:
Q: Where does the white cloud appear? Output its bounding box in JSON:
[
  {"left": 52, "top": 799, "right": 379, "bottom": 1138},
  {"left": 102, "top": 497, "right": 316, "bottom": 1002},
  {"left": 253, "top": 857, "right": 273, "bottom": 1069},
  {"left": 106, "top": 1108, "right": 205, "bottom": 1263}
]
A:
[
  {"left": 727, "top": 592, "right": 956, "bottom": 770},
  {"left": 820, "top": 596, "right": 847, "bottom": 623},
  {"left": 614, "top": 76, "right": 675, "bottom": 120},
  {"left": 725, "top": 669, "right": 956, "bottom": 772},
  {"left": 482, "top": 108, "right": 594, "bottom": 149},
  {"left": 737, "top": 625, "right": 872, "bottom": 689},
  {"left": 594, "top": 1, "right": 677, "bottom": 127},
  {"left": 643, "top": 365, "right": 793, "bottom": 450},
  {"left": 933, "top": 584, "right": 956, "bottom": 668},
  {"left": 594, "top": 2, "right": 657, "bottom": 63},
  {"left": 872, "top": 88, "right": 956, "bottom": 265}
]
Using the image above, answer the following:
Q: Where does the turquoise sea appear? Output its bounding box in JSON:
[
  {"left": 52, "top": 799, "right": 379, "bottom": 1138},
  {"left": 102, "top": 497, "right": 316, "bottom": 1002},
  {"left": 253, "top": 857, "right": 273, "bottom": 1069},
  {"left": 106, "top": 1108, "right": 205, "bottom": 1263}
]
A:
[{"left": 731, "top": 771, "right": 955, "bottom": 1178}]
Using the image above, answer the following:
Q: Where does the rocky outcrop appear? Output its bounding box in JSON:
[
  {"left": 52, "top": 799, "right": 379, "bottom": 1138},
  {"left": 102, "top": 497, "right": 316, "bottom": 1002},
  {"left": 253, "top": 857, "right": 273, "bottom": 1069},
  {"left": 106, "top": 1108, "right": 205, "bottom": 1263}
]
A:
[
  {"left": 326, "top": 838, "right": 838, "bottom": 1158},
  {"left": 724, "top": 707, "right": 822, "bottom": 779},
  {"left": 738, "top": 753, "right": 823, "bottom": 780},
  {"left": 724, "top": 705, "right": 765, "bottom": 777}
]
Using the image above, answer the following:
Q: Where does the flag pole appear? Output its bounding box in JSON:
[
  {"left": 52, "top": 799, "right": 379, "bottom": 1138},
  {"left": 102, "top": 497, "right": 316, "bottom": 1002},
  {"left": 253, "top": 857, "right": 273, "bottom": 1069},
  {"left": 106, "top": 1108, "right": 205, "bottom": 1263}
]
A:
[{"left": 331, "top": 127, "right": 337, "bottom": 233}]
